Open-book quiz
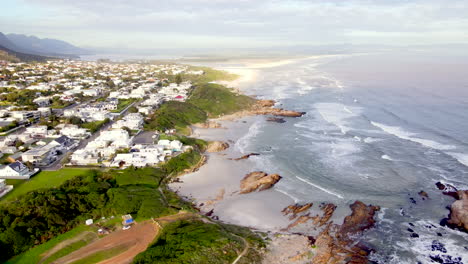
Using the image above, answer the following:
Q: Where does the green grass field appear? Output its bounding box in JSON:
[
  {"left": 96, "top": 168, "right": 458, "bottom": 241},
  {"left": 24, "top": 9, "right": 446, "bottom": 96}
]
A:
[
  {"left": 5, "top": 225, "right": 94, "bottom": 264},
  {"left": 1, "top": 168, "right": 93, "bottom": 203},
  {"left": 114, "top": 167, "right": 163, "bottom": 186}
]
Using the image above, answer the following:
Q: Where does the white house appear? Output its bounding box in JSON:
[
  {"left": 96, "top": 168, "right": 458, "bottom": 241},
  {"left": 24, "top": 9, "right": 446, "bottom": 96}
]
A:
[
  {"left": 25, "top": 125, "right": 48, "bottom": 138},
  {"left": 70, "top": 149, "right": 99, "bottom": 165},
  {"left": 59, "top": 124, "right": 90, "bottom": 139},
  {"left": 33, "top": 96, "right": 51, "bottom": 107},
  {"left": 0, "top": 161, "right": 39, "bottom": 179}
]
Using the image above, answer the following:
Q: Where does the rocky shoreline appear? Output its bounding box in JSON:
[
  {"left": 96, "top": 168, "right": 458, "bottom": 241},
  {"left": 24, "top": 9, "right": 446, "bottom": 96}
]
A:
[{"left": 179, "top": 99, "right": 383, "bottom": 263}]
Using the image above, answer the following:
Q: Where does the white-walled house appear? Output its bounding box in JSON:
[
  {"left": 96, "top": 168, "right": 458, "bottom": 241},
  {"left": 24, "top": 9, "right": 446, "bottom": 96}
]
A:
[
  {"left": 59, "top": 124, "right": 91, "bottom": 139},
  {"left": 0, "top": 179, "right": 13, "bottom": 198},
  {"left": 25, "top": 125, "right": 48, "bottom": 138},
  {"left": 0, "top": 161, "right": 39, "bottom": 179},
  {"left": 33, "top": 96, "right": 51, "bottom": 107}
]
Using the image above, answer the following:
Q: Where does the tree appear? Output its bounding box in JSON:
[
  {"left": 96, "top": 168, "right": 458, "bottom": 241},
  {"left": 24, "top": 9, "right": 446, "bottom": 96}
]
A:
[
  {"left": 128, "top": 106, "right": 138, "bottom": 113},
  {"left": 24, "top": 161, "right": 34, "bottom": 171},
  {"left": 15, "top": 140, "right": 24, "bottom": 148},
  {"left": 67, "top": 116, "right": 83, "bottom": 125},
  {"left": 175, "top": 74, "right": 183, "bottom": 85}
]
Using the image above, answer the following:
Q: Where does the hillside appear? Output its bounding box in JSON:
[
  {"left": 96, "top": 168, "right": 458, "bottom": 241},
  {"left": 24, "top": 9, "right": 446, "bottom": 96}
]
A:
[
  {"left": 7, "top": 33, "right": 88, "bottom": 56},
  {"left": 0, "top": 44, "right": 52, "bottom": 62},
  {"left": 0, "top": 50, "right": 19, "bottom": 62}
]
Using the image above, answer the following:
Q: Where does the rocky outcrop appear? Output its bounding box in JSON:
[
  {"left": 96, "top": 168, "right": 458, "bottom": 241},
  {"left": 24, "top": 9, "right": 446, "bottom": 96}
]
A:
[
  {"left": 252, "top": 108, "right": 305, "bottom": 117},
  {"left": 436, "top": 182, "right": 468, "bottom": 232},
  {"left": 282, "top": 203, "right": 313, "bottom": 220},
  {"left": 436, "top": 181, "right": 459, "bottom": 199},
  {"left": 418, "top": 190, "right": 429, "bottom": 200},
  {"left": 206, "top": 141, "right": 229, "bottom": 152},
  {"left": 232, "top": 153, "right": 260, "bottom": 161},
  {"left": 446, "top": 190, "right": 468, "bottom": 231},
  {"left": 251, "top": 100, "right": 306, "bottom": 118},
  {"left": 193, "top": 121, "right": 223, "bottom": 129},
  {"left": 267, "top": 117, "right": 286, "bottom": 123},
  {"left": 311, "top": 201, "right": 380, "bottom": 264},
  {"left": 337, "top": 201, "right": 380, "bottom": 237},
  {"left": 312, "top": 203, "right": 337, "bottom": 227},
  {"left": 285, "top": 214, "right": 315, "bottom": 230},
  {"left": 239, "top": 171, "right": 282, "bottom": 194},
  {"left": 256, "top": 99, "right": 276, "bottom": 107}
]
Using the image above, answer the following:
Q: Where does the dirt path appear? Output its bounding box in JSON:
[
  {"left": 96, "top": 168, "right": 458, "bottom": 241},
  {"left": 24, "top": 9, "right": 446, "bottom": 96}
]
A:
[
  {"left": 39, "top": 231, "right": 98, "bottom": 264},
  {"left": 52, "top": 221, "right": 158, "bottom": 264},
  {"left": 231, "top": 235, "right": 249, "bottom": 264}
]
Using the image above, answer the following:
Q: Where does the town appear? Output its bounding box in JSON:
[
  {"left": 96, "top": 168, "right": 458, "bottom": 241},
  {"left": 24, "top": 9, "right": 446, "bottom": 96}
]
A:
[{"left": 0, "top": 59, "right": 204, "bottom": 197}]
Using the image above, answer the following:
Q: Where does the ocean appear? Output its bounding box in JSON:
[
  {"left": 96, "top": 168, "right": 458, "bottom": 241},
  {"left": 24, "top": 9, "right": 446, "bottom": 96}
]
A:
[{"left": 230, "top": 52, "right": 468, "bottom": 263}]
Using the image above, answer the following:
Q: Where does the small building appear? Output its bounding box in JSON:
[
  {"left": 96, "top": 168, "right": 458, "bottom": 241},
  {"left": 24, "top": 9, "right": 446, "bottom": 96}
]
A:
[
  {"left": 121, "top": 214, "right": 134, "bottom": 226},
  {"left": 85, "top": 219, "right": 93, "bottom": 225}
]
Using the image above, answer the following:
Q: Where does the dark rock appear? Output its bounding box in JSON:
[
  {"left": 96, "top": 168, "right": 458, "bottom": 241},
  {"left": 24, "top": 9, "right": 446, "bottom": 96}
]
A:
[
  {"left": 410, "top": 233, "right": 419, "bottom": 238},
  {"left": 435, "top": 182, "right": 459, "bottom": 199},
  {"left": 205, "top": 209, "right": 214, "bottom": 217},
  {"left": 418, "top": 190, "right": 429, "bottom": 200},
  {"left": 407, "top": 228, "right": 414, "bottom": 232},
  {"left": 437, "top": 232, "right": 443, "bottom": 237},
  {"left": 430, "top": 254, "right": 463, "bottom": 264},
  {"left": 410, "top": 197, "right": 417, "bottom": 204},
  {"left": 233, "top": 153, "right": 260, "bottom": 161},
  {"left": 266, "top": 117, "right": 286, "bottom": 123},
  {"left": 431, "top": 240, "right": 447, "bottom": 253}
]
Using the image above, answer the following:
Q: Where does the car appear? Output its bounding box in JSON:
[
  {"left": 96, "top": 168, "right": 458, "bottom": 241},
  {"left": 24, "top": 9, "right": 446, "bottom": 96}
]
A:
[{"left": 122, "top": 225, "right": 131, "bottom": 230}]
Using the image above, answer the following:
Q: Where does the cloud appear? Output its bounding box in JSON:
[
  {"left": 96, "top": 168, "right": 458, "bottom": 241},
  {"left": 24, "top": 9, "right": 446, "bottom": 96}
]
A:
[{"left": 2, "top": 0, "right": 467, "bottom": 49}]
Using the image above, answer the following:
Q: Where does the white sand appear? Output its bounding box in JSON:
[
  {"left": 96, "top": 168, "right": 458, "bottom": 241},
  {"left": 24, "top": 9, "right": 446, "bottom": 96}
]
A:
[{"left": 170, "top": 115, "right": 294, "bottom": 231}]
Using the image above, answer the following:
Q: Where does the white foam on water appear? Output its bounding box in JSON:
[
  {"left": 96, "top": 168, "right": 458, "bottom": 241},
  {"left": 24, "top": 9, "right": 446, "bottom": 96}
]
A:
[
  {"left": 446, "top": 152, "right": 468, "bottom": 167},
  {"left": 315, "top": 103, "right": 361, "bottom": 135},
  {"left": 330, "top": 140, "right": 361, "bottom": 157},
  {"left": 381, "top": 155, "right": 393, "bottom": 161},
  {"left": 370, "top": 121, "right": 456, "bottom": 151},
  {"left": 363, "top": 137, "right": 382, "bottom": 143},
  {"left": 275, "top": 188, "right": 300, "bottom": 203},
  {"left": 343, "top": 106, "right": 353, "bottom": 114},
  {"left": 404, "top": 220, "right": 468, "bottom": 264},
  {"left": 235, "top": 120, "right": 263, "bottom": 153},
  {"left": 295, "top": 176, "right": 344, "bottom": 199}
]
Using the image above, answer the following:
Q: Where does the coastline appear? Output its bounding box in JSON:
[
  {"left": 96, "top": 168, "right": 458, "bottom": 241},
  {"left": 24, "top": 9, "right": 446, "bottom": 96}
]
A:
[
  {"left": 171, "top": 60, "right": 301, "bottom": 231},
  {"left": 170, "top": 58, "right": 389, "bottom": 263}
]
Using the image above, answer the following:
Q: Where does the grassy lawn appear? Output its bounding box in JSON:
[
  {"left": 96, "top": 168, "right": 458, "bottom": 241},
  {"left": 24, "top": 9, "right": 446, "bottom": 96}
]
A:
[
  {"left": 5, "top": 225, "right": 94, "bottom": 264},
  {"left": 111, "top": 98, "right": 136, "bottom": 113},
  {"left": 1, "top": 168, "right": 93, "bottom": 203},
  {"left": 81, "top": 118, "right": 110, "bottom": 133}
]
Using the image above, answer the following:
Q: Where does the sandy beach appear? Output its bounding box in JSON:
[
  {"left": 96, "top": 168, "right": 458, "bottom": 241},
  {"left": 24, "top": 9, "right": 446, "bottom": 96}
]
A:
[{"left": 170, "top": 115, "right": 295, "bottom": 231}]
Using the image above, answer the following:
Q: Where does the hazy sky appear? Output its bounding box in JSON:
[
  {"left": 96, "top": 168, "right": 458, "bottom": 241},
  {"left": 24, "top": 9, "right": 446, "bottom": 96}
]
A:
[{"left": 2, "top": 0, "right": 468, "bottom": 49}]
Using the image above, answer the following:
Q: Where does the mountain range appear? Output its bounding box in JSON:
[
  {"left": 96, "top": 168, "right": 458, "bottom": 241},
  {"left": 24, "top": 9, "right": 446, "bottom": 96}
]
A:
[{"left": 0, "top": 32, "right": 89, "bottom": 61}]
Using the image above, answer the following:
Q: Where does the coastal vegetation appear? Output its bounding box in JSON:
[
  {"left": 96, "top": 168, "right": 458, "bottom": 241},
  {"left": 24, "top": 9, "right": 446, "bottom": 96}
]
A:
[
  {"left": 145, "top": 70, "right": 254, "bottom": 134},
  {"left": 144, "top": 101, "right": 207, "bottom": 133},
  {"left": 188, "top": 83, "right": 255, "bottom": 117},
  {"left": 133, "top": 220, "right": 263, "bottom": 264}
]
